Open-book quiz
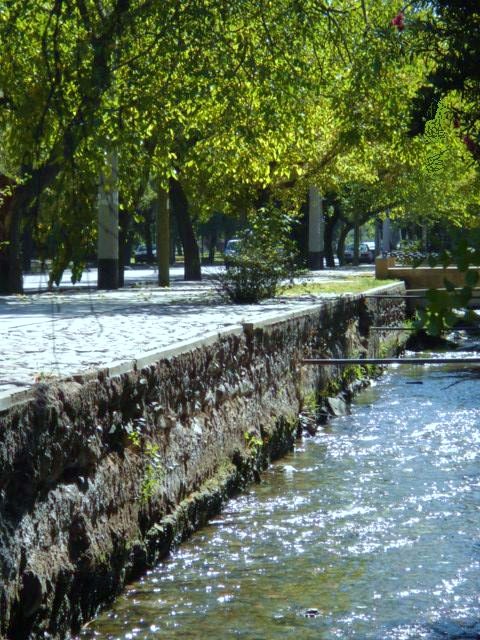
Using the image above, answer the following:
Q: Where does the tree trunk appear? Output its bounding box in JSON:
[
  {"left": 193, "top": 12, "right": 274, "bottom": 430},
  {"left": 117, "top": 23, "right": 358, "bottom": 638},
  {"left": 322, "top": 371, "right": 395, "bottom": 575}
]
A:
[
  {"left": 208, "top": 229, "right": 217, "bottom": 264},
  {"left": 0, "top": 176, "right": 24, "bottom": 294},
  {"left": 170, "top": 213, "right": 176, "bottom": 265},
  {"left": 337, "top": 221, "right": 353, "bottom": 266},
  {"left": 22, "top": 223, "right": 35, "bottom": 273},
  {"left": 144, "top": 208, "right": 155, "bottom": 262},
  {"left": 293, "top": 199, "right": 308, "bottom": 267},
  {"left": 255, "top": 187, "right": 270, "bottom": 209},
  {"left": 382, "top": 217, "right": 391, "bottom": 254},
  {"left": 375, "top": 219, "right": 382, "bottom": 257},
  {"left": 118, "top": 205, "right": 132, "bottom": 288},
  {"left": 0, "top": 207, "right": 22, "bottom": 294},
  {"left": 156, "top": 185, "right": 170, "bottom": 287},
  {"left": 97, "top": 151, "right": 119, "bottom": 290},
  {"left": 324, "top": 200, "right": 340, "bottom": 268},
  {"left": 353, "top": 222, "right": 360, "bottom": 266},
  {"left": 307, "top": 186, "right": 324, "bottom": 270},
  {"left": 169, "top": 178, "right": 201, "bottom": 281},
  {"left": 422, "top": 225, "right": 428, "bottom": 252}
]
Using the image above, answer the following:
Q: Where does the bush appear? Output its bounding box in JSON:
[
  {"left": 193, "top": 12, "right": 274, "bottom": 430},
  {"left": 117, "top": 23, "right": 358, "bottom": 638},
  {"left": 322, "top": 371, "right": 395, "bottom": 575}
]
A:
[
  {"left": 215, "top": 207, "right": 299, "bottom": 303},
  {"left": 390, "top": 250, "right": 439, "bottom": 266}
]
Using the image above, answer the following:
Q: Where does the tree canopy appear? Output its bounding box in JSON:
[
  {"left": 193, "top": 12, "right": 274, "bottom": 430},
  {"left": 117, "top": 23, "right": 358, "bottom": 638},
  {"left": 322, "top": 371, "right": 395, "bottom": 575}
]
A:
[{"left": 0, "top": 0, "right": 478, "bottom": 292}]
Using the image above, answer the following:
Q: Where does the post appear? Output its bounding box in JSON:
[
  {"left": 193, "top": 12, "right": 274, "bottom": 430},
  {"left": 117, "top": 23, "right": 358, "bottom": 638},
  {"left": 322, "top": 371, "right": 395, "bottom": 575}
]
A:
[
  {"left": 375, "top": 255, "right": 395, "bottom": 279},
  {"left": 97, "top": 151, "right": 119, "bottom": 289},
  {"left": 422, "top": 226, "right": 428, "bottom": 251},
  {"left": 156, "top": 184, "right": 170, "bottom": 287},
  {"left": 382, "top": 217, "right": 391, "bottom": 255},
  {"left": 308, "top": 186, "right": 324, "bottom": 270},
  {"left": 353, "top": 221, "right": 360, "bottom": 266},
  {"left": 375, "top": 218, "right": 382, "bottom": 257}
]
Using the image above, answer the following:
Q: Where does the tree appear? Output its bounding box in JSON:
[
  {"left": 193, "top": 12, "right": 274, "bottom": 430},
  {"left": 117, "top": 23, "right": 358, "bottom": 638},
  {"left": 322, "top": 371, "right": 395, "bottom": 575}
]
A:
[
  {"left": 0, "top": 0, "right": 141, "bottom": 292},
  {"left": 403, "top": 1, "right": 480, "bottom": 333},
  {"left": 3, "top": 0, "right": 472, "bottom": 297},
  {"left": 410, "top": 1, "right": 480, "bottom": 166}
]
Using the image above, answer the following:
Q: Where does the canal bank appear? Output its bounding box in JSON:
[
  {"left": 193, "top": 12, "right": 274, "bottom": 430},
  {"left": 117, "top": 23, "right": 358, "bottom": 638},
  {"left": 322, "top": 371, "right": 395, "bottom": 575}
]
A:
[
  {"left": 0, "top": 283, "right": 406, "bottom": 639},
  {"left": 81, "top": 341, "right": 480, "bottom": 640}
]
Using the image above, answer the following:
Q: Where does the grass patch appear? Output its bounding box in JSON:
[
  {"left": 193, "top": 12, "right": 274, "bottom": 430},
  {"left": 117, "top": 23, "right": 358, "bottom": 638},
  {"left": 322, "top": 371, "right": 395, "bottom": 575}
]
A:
[{"left": 281, "top": 275, "right": 396, "bottom": 297}]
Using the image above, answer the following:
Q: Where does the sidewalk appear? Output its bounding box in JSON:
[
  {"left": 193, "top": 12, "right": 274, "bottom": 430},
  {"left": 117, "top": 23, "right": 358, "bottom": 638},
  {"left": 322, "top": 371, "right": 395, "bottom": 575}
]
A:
[{"left": 1, "top": 265, "right": 374, "bottom": 399}]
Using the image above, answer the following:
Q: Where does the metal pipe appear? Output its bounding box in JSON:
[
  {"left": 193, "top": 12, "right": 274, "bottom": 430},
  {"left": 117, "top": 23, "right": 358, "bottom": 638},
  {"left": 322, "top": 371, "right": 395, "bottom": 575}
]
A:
[
  {"left": 364, "top": 295, "right": 423, "bottom": 299},
  {"left": 369, "top": 326, "right": 415, "bottom": 331},
  {"left": 301, "top": 357, "right": 480, "bottom": 366},
  {"left": 365, "top": 293, "right": 480, "bottom": 299},
  {"left": 369, "top": 325, "right": 479, "bottom": 331},
  {"left": 404, "top": 288, "right": 480, "bottom": 293}
]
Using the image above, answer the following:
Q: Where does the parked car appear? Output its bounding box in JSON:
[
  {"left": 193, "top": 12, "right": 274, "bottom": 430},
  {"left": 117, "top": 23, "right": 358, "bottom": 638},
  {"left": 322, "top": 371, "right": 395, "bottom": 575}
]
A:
[
  {"left": 133, "top": 244, "right": 157, "bottom": 263},
  {"left": 224, "top": 238, "right": 243, "bottom": 265},
  {"left": 344, "top": 244, "right": 355, "bottom": 262},
  {"left": 344, "top": 242, "right": 376, "bottom": 263},
  {"left": 360, "top": 241, "right": 376, "bottom": 263}
]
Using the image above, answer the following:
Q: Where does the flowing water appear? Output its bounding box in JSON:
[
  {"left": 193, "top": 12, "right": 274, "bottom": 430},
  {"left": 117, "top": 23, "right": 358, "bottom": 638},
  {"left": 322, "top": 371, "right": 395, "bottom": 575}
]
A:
[{"left": 80, "top": 348, "right": 480, "bottom": 640}]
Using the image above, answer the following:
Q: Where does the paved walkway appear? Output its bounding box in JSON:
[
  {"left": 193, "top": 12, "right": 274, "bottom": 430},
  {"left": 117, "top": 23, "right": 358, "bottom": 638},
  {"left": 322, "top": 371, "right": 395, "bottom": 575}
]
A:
[{"left": 1, "top": 265, "right": 374, "bottom": 400}]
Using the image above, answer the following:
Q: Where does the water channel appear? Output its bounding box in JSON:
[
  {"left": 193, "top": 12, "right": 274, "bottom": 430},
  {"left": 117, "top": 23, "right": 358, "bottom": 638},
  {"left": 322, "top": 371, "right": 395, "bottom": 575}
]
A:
[{"left": 80, "top": 344, "right": 480, "bottom": 639}]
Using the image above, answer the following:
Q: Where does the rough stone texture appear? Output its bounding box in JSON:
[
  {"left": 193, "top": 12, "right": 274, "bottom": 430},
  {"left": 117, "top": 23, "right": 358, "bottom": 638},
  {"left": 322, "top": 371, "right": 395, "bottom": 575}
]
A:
[
  {"left": 0, "top": 288, "right": 406, "bottom": 639},
  {"left": 326, "top": 396, "right": 348, "bottom": 416}
]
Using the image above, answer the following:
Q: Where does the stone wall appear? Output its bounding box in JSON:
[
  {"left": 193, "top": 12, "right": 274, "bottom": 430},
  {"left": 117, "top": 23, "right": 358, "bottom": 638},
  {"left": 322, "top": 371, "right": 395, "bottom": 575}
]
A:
[{"left": 0, "top": 286, "right": 406, "bottom": 639}]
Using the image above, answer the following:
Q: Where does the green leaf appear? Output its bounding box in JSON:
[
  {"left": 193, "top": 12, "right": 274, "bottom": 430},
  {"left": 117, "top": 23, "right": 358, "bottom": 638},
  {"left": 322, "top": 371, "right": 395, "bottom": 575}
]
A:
[
  {"left": 428, "top": 254, "right": 437, "bottom": 268},
  {"left": 444, "top": 278, "right": 455, "bottom": 292},
  {"left": 465, "top": 270, "right": 479, "bottom": 287},
  {"left": 440, "top": 250, "right": 451, "bottom": 269},
  {"left": 457, "top": 286, "right": 472, "bottom": 307}
]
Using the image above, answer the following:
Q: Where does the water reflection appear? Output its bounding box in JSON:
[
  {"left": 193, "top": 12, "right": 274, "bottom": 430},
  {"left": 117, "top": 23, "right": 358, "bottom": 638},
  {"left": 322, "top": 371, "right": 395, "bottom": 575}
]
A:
[{"left": 80, "top": 357, "right": 480, "bottom": 640}]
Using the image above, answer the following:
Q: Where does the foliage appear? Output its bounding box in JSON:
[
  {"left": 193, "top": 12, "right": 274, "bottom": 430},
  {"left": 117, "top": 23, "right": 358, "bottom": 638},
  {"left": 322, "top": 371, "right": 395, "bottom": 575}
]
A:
[
  {"left": 414, "top": 234, "right": 480, "bottom": 335},
  {"left": 342, "top": 364, "right": 373, "bottom": 385},
  {"left": 127, "top": 429, "right": 141, "bottom": 449},
  {"left": 405, "top": 0, "right": 480, "bottom": 333},
  {"left": 141, "top": 443, "right": 165, "bottom": 503},
  {"left": 215, "top": 206, "right": 299, "bottom": 303},
  {"left": 409, "top": 1, "right": 480, "bottom": 167},
  {"left": 1, "top": 0, "right": 479, "bottom": 298},
  {"left": 127, "top": 429, "right": 164, "bottom": 502},
  {"left": 244, "top": 431, "right": 263, "bottom": 456}
]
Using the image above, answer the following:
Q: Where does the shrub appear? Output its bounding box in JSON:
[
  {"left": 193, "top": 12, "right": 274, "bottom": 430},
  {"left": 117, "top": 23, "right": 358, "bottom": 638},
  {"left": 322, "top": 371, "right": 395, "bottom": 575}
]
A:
[{"left": 215, "top": 206, "right": 299, "bottom": 303}]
